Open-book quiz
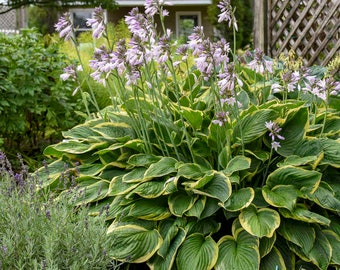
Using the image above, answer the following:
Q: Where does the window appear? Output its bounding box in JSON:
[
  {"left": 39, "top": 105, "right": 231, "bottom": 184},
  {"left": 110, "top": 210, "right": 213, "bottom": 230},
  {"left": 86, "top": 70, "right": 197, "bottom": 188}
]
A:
[
  {"left": 70, "top": 8, "right": 107, "bottom": 34},
  {"left": 176, "top": 12, "right": 201, "bottom": 39}
]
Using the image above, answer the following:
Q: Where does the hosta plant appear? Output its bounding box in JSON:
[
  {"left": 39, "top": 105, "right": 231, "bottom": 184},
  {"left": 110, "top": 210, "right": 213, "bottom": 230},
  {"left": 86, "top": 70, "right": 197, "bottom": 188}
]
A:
[{"left": 36, "top": 1, "right": 340, "bottom": 269}]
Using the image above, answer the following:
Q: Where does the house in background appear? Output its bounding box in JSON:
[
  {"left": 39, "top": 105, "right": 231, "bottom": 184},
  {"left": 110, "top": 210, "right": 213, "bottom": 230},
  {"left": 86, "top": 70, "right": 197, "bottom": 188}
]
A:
[{"left": 70, "top": 0, "right": 213, "bottom": 39}]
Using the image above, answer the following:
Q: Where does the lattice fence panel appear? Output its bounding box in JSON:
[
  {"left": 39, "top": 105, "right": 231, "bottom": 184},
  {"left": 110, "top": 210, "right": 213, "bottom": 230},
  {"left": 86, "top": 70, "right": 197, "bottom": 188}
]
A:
[
  {"left": 268, "top": 0, "right": 339, "bottom": 67},
  {"left": 0, "top": 6, "right": 18, "bottom": 34}
]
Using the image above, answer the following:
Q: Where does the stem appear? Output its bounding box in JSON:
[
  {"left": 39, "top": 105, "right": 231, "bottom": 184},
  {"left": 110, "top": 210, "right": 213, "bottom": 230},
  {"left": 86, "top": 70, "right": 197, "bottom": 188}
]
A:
[{"left": 262, "top": 147, "right": 273, "bottom": 186}]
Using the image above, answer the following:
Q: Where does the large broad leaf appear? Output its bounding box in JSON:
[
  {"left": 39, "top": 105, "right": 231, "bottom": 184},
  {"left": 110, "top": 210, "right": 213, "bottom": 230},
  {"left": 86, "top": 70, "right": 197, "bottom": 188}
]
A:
[
  {"left": 191, "top": 172, "right": 231, "bottom": 203},
  {"left": 185, "top": 196, "right": 206, "bottom": 218},
  {"left": 323, "top": 230, "right": 340, "bottom": 265},
  {"left": 122, "top": 167, "right": 148, "bottom": 183},
  {"left": 259, "top": 247, "right": 286, "bottom": 270},
  {"left": 215, "top": 229, "right": 260, "bottom": 270},
  {"left": 319, "top": 138, "right": 340, "bottom": 167},
  {"left": 239, "top": 204, "right": 280, "bottom": 238},
  {"left": 129, "top": 197, "right": 172, "bottom": 221},
  {"left": 108, "top": 175, "right": 140, "bottom": 196},
  {"left": 279, "top": 204, "right": 330, "bottom": 226},
  {"left": 277, "top": 155, "right": 318, "bottom": 167},
  {"left": 129, "top": 180, "right": 167, "bottom": 198},
  {"left": 168, "top": 191, "right": 198, "bottom": 217},
  {"left": 33, "top": 159, "right": 69, "bottom": 188},
  {"left": 107, "top": 224, "right": 163, "bottom": 263},
  {"left": 71, "top": 180, "right": 110, "bottom": 205},
  {"left": 262, "top": 185, "right": 299, "bottom": 210},
  {"left": 62, "top": 124, "right": 102, "bottom": 140},
  {"left": 176, "top": 233, "right": 218, "bottom": 270},
  {"left": 127, "top": 154, "right": 162, "bottom": 167},
  {"left": 266, "top": 166, "right": 322, "bottom": 195},
  {"left": 45, "top": 140, "right": 109, "bottom": 155},
  {"left": 181, "top": 107, "right": 203, "bottom": 130},
  {"left": 277, "top": 219, "right": 315, "bottom": 253},
  {"left": 177, "top": 162, "right": 209, "bottom": 180},
  {"left": 92, "top": 122, "right": 134, "bottom": 140},
  {"left": 287, "top": 228, "right": 332, "bottom": 270},
  {"left": 144, "top": 157, "right": 178, "bottom": 179},
  {"left": 222, "top": 155, "right": 251, "bottom": 175},
  {"left": 148, "top": 227, "right": 187, "bottom": 270},
  {"left": 277, "top": 107, "right": 309, "bottom": 157},
  {"left": 259, "top": 233, "right": 276, "bottom": 258},
  {"left": 221, "top": 187, "right": 254, "bottom": 212},
  {"left": 307, "top": 181, "right": 340, "bottom": 211},
  {"left": 233, "top": 109, "right": 278, "bottom": 145}
]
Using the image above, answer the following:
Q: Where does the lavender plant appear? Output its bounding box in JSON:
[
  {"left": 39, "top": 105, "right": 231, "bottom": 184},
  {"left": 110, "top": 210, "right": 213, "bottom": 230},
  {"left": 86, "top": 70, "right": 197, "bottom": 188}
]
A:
[
  {"left": 37, "top": 1, "right": 340, "bottom": 269},
  {"left": 0, "top": 152, "right": 120, "bottom": 269}
]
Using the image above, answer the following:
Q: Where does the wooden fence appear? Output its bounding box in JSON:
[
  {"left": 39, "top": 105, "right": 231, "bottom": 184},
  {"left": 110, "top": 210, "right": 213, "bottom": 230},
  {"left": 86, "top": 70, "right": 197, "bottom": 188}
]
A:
[{"left": 254, "top": 0, "right": 339, "bottom": 69}]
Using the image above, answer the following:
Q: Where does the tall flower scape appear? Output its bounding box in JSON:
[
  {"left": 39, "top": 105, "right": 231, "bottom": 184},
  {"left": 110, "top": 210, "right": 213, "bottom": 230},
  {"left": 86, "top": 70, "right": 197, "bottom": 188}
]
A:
[{"left": 42, "top": 0, "right": 340, "bottom": 269}]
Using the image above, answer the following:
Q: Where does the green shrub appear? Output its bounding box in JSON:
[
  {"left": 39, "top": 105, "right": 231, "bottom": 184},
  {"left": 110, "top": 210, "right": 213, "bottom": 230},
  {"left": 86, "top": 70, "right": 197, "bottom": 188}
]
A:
[
  {"left": 0, "top": 29, "right": 83, "bottom": 163},
  {"left": 39, "top": 3, "right": 340, "bottom": 270},
  {"left": 0, "top": 152, "right": 120, "bottom": 269}
]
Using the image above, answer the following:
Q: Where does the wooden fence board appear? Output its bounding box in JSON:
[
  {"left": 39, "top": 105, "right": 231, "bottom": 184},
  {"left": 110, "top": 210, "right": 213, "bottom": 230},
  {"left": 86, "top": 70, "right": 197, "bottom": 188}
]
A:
[{"left": 265, "top": 0, "right": 339, "bottom": 70}]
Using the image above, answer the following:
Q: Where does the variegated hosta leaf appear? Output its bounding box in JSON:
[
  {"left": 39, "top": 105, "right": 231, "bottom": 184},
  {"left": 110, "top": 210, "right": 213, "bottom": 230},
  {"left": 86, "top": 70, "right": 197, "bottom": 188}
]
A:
[
  {"left": 277, "top": 219, "right": 315, "bottom": 254},
  {"left": 287, "top": 228, "right": 332, "bottom": 270},
  {"left": 323, "top": 230, "right": 340, "bottom": 265},
  {"left": 233, "top": 109, "right": 278, "bottom": 145},
  {"left": 220, "top": 187, "right": 254, "bottom": 212},
  {"left": 262, "top": 185, "right": 299, "bottom": 210},
  {"left": 45, "top": 140, "right": 109, "bottom": 155},
  {"left": 279, "top": 204, "right": 330, "bottom": 226},
  {"left": 122, "top": 167, "right": 148, "bottom": 183},
  {"left": 127, "top": 153, "right": 162, "bottom": 167},
  {"left": 144, "top": 157, "right": 178, "bottom": 179},
  {"left": 107, "top": 224, "right": 163, "bottom": 263},
  {"left": 222, "top": 155, "right": 251, "bottom": 176},
  {"left": 216, "top": 229, "right": 260, "bottom": 270},
  {"left": 188, "top": 218, "right": 221, "bottom": 236},
  {"left": 277, "top": 155, "right": 318, "bottom": 167},
  {"left": 239, "top": 204, "right": 280, "bottom": 238},
  {"left": 277, "top": 107, "right": 309, "bottom": 157},
  {"left": 128, "top": 180, "right": 167, "bottom": 199},
  {"left": 185, "top": 196, "right": 206, "bottom": 218},
  {"left": 33, "top": 159, "right": 69, "bottom": 189},
  {"left": 92, "top": 122, "right": 135, "bottom": 141},
  {"left": 77, "top": 163, "right": 104, "bottom": 176},
  {"left": 62, "top": 124, "right": 102, "bottom": 140},
  {"left": 259, "top": 247, "right": 286, "bottom": 270},
  {"left": 168, "top": 191, "right": 198, "bottom": 217},
  {"left": 319, "top": 138, "right": 340, "bottom": 167},
  {"left": 148, "top": 227, "right": 186, "bottom": 270},
  {"left": 108, "top": 175, "right": 140, "bottom": 196},
  {"left": 181, "top": 107, "right": 203, "bottom": 130},
  {"left": 177, "top": 162, "right": 209, "bottom": 180},
  {"left": 259, "top": 233, "right": 276, "bottom": 258},
  {"left": 182, "top": 173, "right": 214, "bottom": 190},
  {"left": 71, "top": 180, "right": 110, "bottom": 205},
  {"left": 307, "top": 181, "right": 340, "bottom": 211},
  {"left": 129, "top": 197, "right": 172, "bottom": 221},
  {"left": 191, "top": 172, "right": 231, "bottom": 203},
  {"left": 266, "top": 166, "right": 322, "bottom": 195},
  {"left": 176, "top": 233, "right": 218, "bottom": 270}
]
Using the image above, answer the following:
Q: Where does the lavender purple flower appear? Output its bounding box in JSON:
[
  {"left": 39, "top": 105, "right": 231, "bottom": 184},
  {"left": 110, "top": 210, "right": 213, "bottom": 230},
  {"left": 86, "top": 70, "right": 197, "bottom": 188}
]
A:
[
  {"left": 212, "top": 111, "right": 229, "bottom": 126},
  {"left": 248, "top": 48, "right": 273, "bottom": 74},
  {"left": 217, "top": 0, "right": 238, "bottom": 30},
  {"left": 265, "top": 121, "right": 285, "bottom": 151},
  {"left": 54, "top": 12, "right": 73, "bottom": 41},
  {"left": 86, "top": 6, "right": 106, "bottom": 39}
]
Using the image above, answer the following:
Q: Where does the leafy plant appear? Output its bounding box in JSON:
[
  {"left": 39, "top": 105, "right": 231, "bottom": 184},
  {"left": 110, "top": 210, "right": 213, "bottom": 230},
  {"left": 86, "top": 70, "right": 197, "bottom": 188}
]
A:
[
  {"left": 0, "top": 29, "right": 83, "bottom": 163},
  {"left": 37, "top": 2, "right": 340, "bottom": 270},
  {"left": 0, "top": 152, "right": 120, "bottom": 269}
]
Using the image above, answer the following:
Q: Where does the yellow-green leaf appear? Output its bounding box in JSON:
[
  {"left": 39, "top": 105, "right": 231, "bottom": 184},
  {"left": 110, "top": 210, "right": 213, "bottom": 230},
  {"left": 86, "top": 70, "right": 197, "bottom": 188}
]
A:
[
  {"left": 240, "top": 204, "right": 280, "bottom": 238},
  {"left": 216, "top": 229, "right": 260, "bottom": 270},
  {"left": 107, "top": 224, "right": 163, "bottom": 263},
  {"left": 176, "top": 234, "right": 218, "bottom": 270}
]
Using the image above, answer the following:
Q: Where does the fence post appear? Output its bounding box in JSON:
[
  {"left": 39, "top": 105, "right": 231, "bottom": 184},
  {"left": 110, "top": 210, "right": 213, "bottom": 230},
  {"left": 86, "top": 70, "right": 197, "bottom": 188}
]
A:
[{"left": 253, "top": 0, "right": 268, "bottom": 53}]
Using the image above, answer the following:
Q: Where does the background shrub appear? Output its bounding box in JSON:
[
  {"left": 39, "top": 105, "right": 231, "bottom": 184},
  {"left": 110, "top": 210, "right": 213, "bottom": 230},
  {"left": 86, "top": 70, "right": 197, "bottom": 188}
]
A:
[{"left": 0, "top": 29, "right": 83, "bottom": 165}]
